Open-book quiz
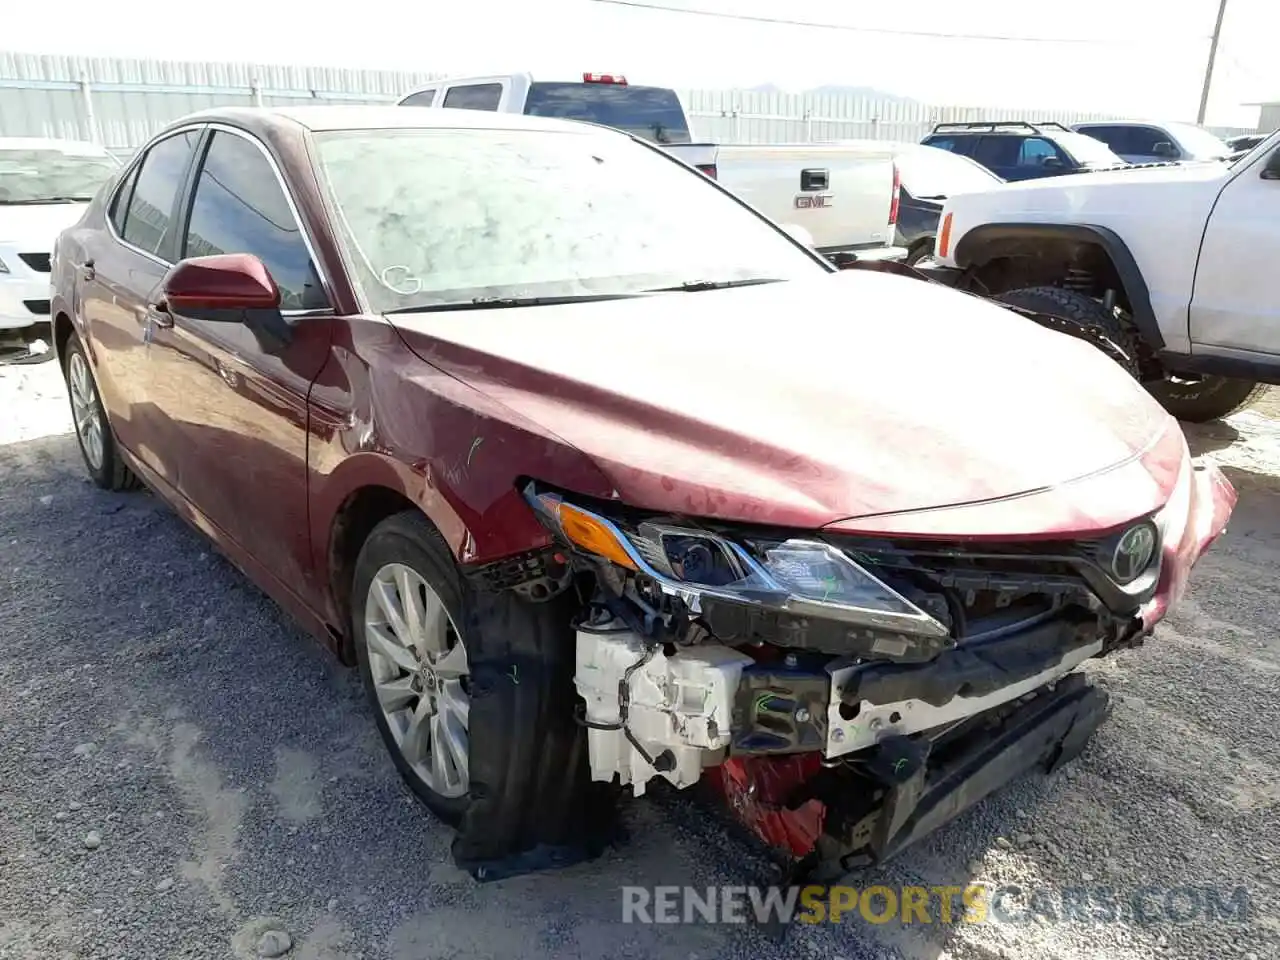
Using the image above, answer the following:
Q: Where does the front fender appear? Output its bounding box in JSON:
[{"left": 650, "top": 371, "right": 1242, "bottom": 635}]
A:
[{"left": 952, "top": 222, "right": 1164, "bottom": 351}]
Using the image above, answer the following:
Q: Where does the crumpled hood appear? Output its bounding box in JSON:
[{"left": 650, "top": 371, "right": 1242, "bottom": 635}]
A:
[
  {"left": 388, "top": 271, "right": 1173, "bottom": 531},
  {"left": 0, "top": 201, "right": 89, "bottom": 249}
]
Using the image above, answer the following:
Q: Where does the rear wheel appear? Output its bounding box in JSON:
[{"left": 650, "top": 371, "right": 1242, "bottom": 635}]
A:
[
  {"left": 62, "top": 336, "right": 141, "bottom": 491},
  {"left": 1146, "top": 375, "right": 1267, "bottom": 424}
]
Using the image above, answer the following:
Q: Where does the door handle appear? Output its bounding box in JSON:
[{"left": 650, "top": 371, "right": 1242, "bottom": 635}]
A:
[
  {"left": 79, "top": 260, "right": 95, "bottom": 282},
  {"left": 147, "top": 300, "right": 174, "bottom": 329}
]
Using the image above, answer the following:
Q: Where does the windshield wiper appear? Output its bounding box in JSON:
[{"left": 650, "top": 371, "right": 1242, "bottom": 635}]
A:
[
  {"left": 0, "top": 196, "right": 95, "bottom": 205},
  {"left": 644, "top": 278, "right": 785, "bottom": 293},
  {"left": 383, "top": 292, "right": 645, "bottom": 315}
]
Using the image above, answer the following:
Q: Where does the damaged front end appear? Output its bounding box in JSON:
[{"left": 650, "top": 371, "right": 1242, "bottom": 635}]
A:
[{"left": 500, "top": 469, "right": 1227, "bottom": 877}]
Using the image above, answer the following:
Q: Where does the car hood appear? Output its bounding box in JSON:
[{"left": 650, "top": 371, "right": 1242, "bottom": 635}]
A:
[
  {"left": 0, "top": 201, "right": 89, "bottom": 248},
  {"left": 388, "top": 272, "right": 1172, "bottom": 531},
  {"left": 973, "top": 161, "right": 1228, "bottom": 199}
]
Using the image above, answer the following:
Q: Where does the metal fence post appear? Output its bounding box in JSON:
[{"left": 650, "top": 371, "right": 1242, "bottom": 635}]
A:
[
  {"left": 78, "top": 75, "right": 100, "bottom": 144},
  {"left": 251, "top": 79, "right": 265, "bottom": 107}
]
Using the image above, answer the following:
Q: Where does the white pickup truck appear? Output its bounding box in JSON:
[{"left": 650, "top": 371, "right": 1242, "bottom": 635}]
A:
[
  {"left": 397, "top": 72, "right": 905, "bottom": 263},
  {"left": 920, "top": 129, "right": 1280, "bottom": 422}
]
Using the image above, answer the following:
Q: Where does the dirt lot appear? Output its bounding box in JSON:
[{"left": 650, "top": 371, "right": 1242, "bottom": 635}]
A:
[{"left": 1, "top": 360, "right": 1277, "bottom": 960}]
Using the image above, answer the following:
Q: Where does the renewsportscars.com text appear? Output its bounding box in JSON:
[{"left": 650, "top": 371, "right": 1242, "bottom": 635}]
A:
[{"left": 621, "top": 884, "right": 1252, "bottom": 926}]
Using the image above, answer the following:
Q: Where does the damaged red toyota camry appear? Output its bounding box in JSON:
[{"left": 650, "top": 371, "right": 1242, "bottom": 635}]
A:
[{"left": 50, "top": 105, "right": 1235, "bottom": 881}]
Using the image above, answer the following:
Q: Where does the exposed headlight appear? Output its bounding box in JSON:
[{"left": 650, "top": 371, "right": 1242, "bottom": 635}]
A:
[{"left": 525, "top": 488, "right": 948, "bottom": 640}]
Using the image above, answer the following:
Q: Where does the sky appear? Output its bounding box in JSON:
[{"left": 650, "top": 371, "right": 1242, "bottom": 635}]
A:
[{"left": 5, "top": 0, "right": 1277, "bottom": 127}]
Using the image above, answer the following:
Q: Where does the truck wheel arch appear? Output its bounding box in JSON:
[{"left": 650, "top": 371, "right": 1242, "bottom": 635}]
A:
[{"left": 954, "top": 223, "right": 1164, "bottom": 351}]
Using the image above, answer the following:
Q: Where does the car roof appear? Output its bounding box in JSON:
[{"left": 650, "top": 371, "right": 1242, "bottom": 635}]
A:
[{"left": 162, "top": 105, "right": 611, "bottom": 137}]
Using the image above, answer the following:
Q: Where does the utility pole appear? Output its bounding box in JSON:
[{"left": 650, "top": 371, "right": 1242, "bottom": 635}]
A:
[{"left": 1197, "top": 0, "right": 1229, "bottom": 124}]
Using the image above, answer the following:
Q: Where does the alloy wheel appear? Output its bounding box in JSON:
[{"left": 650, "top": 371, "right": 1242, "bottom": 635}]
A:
[
  {"left": 67, "top": 351, "right": 105, "bottom": 471},
  {"left": 363, "top": 562, "right": 470, "bottom": 797}
]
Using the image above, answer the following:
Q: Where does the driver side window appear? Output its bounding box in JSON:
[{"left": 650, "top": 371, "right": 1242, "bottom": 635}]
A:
[{"left": 181, "top": 130, "right": 329, "bottom": 311}]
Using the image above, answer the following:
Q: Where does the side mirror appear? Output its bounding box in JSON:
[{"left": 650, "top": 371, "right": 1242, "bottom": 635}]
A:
[
  {"left": 778, "top": 222, "right": 816, "bottom": 249},
  {"left": 1153, "top": 141, "right": 1178, "bottom": 159},
  {"left": 162, "top": 254, "right": 281, "bottom": 313},
  {"left": 1041, "top": 156, "right": 1064, "bottom": 169},
  {"left": 1261, "top": 150, "right": 1280, "bottom": 181}
]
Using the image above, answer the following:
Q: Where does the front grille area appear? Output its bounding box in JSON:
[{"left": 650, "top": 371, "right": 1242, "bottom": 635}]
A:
[
  {"left": 18, "top": 252, "right": 52, "bottom": 273},
  {"left": 22, "top": 299, "right": 51, "bottom": 315}
]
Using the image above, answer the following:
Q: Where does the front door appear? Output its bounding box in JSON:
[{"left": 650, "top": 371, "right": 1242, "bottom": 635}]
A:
[
  {"left": 143, "top": 127, "right": 335, "bottom": 602},
  {"left": 76, "top": 129, "right": 202, "bottom": 480},
  {"left": 1189, "top": 146, "right": 1280, "bottom": 356}
]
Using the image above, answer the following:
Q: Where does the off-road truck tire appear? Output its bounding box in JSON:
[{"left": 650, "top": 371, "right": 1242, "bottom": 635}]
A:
[
  {"left": 995, "top": 285, "right": 1140, "bottom": 376},
  {"left": 1146, "top": 376, "right": 1268, "bottom": 424}
]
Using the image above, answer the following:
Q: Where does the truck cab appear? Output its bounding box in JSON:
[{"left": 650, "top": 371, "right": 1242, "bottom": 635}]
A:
[{"left": 398, "top": 72, "right": 906, "bottom": 263}]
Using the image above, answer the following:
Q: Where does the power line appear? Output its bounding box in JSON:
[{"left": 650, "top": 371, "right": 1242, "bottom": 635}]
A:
[{"left": 587, "top": 0, "right": 1211, "bottom": 47}]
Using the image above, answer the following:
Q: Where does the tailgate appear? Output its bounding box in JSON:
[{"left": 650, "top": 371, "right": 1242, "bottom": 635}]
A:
[{"left": 711, "top": 144, "right": 897, "bottom": 251}]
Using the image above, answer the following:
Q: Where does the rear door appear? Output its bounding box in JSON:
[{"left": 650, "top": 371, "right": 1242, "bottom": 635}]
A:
[
  {"left": 143, "top": 127, "right": 334, "bottom": 600},
  {"left": 77, "top": 128, "right": 202, "bottom": 480}
]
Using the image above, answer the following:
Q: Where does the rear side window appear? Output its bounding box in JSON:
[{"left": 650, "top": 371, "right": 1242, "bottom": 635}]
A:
[
  {"left": 971, "top": 136, "right": 1022, "bottom": 169},
  {"left": 401, "top": 89, "right": 437, "bottom": 107},
  {"left": 120, "top": 130, "right": 200, "bottom": 259},
  {"left": 108, "top": 163, "right": 141, "bottom": 235},
  {"left": 182, "top": 131, "right": 327, "bottom": 311},
  {"left": 1076, "top": 125, "right": 1120, "bottom": 150},
  {"left": 442, "top": 84, "right": 502, "bottom": 111},
  {"left": 523, "top": 83, "right": 691, "bottom": 144}
]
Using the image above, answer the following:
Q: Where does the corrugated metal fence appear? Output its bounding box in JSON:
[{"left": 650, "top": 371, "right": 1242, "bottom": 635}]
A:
[{"left": 0, "top": 51, "right": 1259, "bottom": 156}]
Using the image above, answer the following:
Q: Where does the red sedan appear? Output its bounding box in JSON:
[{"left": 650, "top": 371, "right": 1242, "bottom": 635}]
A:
[{"left": 49, "top": 105, "right": 1235, "bottom": 879}]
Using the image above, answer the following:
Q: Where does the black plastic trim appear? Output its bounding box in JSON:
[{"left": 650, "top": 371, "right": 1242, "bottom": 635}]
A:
[{"left": 952, "top": 222, "right": 1164, "bottom": 350}]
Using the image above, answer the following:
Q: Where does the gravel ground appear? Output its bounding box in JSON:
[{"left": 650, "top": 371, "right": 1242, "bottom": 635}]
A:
[{"left": 1, "top": 360, "right": 1277, "bottom": 960}]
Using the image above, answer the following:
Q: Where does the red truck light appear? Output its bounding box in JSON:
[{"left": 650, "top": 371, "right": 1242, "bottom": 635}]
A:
[
  {"left": 583, "top": 73, "right": 628, "bottom": 85},
  {"left": 695, "top": 163, "right": 717, "bottom": 179},
  {"left": 888, "top": 162, "right": 900, "bottom": 226}
]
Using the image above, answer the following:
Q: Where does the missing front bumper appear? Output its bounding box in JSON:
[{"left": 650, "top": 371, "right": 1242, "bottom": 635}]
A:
[{"left": 817, "top": 673, "right": 1111, "bottom": 872}]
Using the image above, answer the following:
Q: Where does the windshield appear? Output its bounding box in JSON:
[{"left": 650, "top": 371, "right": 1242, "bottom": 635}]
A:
[
  {"left": 312, "top": 127, "right": 825, "bottom": 314},
  {"left": 895, "top": 146, "right": 1002, "bottom": 198},
  {"left": 1058, "top": 132, "right": 1125, "bottom": 166},
  {"left": 0, "top": 145, "right": 119, "bottom": 203},
  {"left": 523, "top": 82, "right": 692, "bottom": 144},
  {"left": 1166, "top": 122, "right": 1230, "bottom": 160}
]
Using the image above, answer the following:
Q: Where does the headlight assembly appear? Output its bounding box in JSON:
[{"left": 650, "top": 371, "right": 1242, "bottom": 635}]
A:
[{"left": 524, "top": 487, "right": 949, "bottom": 640}]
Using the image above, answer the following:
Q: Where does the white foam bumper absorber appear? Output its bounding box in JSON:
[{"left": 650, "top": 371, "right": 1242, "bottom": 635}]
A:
[{"left": 574, "top": 623, "right": 753, "bottom": 796}]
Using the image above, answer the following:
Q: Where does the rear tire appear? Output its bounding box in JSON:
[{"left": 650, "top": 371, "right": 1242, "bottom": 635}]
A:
[
  {"left": 1146, "top": 376, "right": 1267, "bottom": 424},
  {"left": 61, "top": 335, "right": 141, "bottom": 491},
  {"left": 905, "top": 239, "right": 934, "bottom": 266}
]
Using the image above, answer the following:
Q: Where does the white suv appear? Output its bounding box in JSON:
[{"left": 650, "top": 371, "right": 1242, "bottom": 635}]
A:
[
  {"left": 1071, "top": 121, "right": 1232, "bottom": 165},
  {"left": 923, "top": 131, "right": 1280, "bottom": 422}
]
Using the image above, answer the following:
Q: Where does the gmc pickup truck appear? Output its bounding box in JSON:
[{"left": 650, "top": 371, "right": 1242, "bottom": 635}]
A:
[{"left": 397, "top": 72, "right": 905, "bottom": 263}]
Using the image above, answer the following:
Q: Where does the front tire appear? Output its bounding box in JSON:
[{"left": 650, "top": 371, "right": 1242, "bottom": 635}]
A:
[
  {"left": 61, "top": 336, "right": 141, "bottom": 491},
  {"left": 995, "top": 286, "right": 1139, "bottom": 376},
  {"left": 353, "top": 512, "right": 473, "bottom": 825},
  {"left": 1146, "top": 376, "right": 1267, "bottom": 424},
  {"left": 352, "top": 511, "right": 598, "bottom": 867}
]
